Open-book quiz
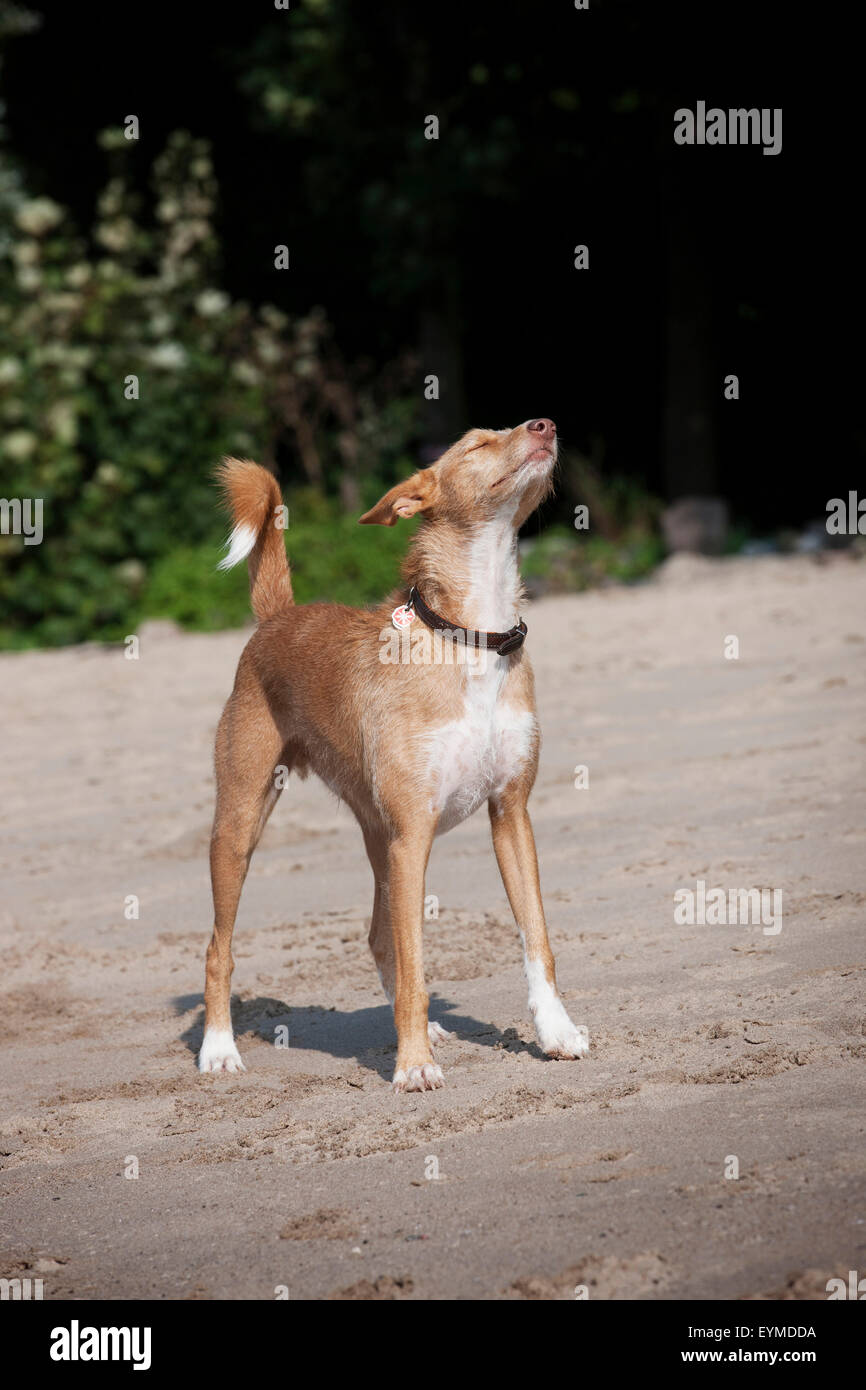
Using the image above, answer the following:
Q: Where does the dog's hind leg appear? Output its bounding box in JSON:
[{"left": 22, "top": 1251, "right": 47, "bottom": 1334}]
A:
[
  {"left": 199, "top": 696, "right": 284, "bottom": 1073},
  {"left": 365, "top": 842, "right": 395, "bottom": 1005}
]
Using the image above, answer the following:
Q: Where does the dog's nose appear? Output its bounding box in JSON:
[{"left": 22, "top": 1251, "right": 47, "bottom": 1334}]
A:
[{"left": 527, "top": 418, "right": 556, "bottom": 440}]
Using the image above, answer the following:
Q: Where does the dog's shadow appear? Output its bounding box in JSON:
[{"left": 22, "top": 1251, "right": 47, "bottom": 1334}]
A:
[{"left": 173, "top": 993, "right": 542, "bottom": 1081}]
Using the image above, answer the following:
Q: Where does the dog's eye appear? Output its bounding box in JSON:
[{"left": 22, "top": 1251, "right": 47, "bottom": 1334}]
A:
[{"left": 465, "top": 441, "right": 486, "bottom": 453}]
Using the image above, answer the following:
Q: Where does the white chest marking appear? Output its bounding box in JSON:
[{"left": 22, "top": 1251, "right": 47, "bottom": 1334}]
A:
[
  {"left": 425, "top": 682, "right": 537, "bottom": 834},
  {"left": 417, "top": 510, "right": 536, "bottom": 834}
]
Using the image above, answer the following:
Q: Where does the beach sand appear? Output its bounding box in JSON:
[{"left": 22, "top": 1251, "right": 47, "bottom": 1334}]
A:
[{"left": 1, "top": 551, "right": 864, "bottom": 1300}]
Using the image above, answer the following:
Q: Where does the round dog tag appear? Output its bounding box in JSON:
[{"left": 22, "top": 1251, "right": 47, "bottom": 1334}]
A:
[{"left": 391, "top": 603, "right": 416, "bottom": 631}]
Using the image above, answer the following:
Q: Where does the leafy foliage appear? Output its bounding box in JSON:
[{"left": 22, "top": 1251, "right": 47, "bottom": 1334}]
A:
[
  {"left": 143, "top": 505, "right": 419, "bottom": 634},
  {"left": 522, "top": 525, "right": 664, "bottom": 593},
  {"left": 0, "top": 131, "right": 419, "bottom": 648}
]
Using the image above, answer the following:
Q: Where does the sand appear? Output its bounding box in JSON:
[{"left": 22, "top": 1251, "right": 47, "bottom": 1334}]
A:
[{"left": 1, "top": 551, "right": 864, "bottom": 1301}]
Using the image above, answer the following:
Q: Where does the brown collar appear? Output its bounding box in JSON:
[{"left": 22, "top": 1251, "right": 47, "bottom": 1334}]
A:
[{"left": 407, "top": 585, "right": 527, "bottom": 655}]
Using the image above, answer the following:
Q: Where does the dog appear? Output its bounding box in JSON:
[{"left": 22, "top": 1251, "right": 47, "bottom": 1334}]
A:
[{"left": 198, "top": 417, "right": 588, "bottom": 1090}]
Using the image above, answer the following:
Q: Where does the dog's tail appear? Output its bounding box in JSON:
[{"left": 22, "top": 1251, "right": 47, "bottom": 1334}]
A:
[{"left": 215, "top": 458, "right": 293, "bottom": 622}]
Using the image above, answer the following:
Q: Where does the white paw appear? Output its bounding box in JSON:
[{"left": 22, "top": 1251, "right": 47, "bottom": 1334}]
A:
[
  {"left": 428, "top": 1021, "right": 454, "bottom": 1048},
  {"left": 528, "top": 974, "right": 589, "bottom": 1059},
  {"left": 539, "top": 1018, "right": 589, "bottom": 1060},
  {"left": 393, "top": 1063, "right": 445, "bottom": 1093},
  {"left": 198, "top": 1027, "right": 246, "bottom": 1074}
]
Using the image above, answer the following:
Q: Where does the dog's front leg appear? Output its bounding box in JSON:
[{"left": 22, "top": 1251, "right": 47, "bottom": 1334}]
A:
[
  {"left": 489, "top": 792, "right": 588, "bottom": 1059},
  {"left": 365, "top": 827, "right": 451, "bottom": 1055},
  {"left": 387, "top": 829, "right": 444, "bottom": 1092}
]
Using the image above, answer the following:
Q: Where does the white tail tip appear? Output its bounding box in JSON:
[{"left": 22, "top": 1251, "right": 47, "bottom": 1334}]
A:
[{"left": 217, "top": 522, "right": 257, "bottom": 571}]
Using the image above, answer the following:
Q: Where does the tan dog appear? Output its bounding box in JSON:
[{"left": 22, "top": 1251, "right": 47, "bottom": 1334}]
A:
[{"left": 199, "top": 417, "right": 588, "bottom": 1090}]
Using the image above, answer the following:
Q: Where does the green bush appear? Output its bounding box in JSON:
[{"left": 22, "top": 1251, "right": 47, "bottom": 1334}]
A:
[
  {"left": 0, "top": 130, "right": 418, "bottom": 649},
  {"left": 522, "top": 524, "right": 665, "bottom": 592},
  {"left": 141, "top": 507, "right": 418, "bottom": 632}
]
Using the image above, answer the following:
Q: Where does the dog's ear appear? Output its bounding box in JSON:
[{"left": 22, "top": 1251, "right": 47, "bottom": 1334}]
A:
[{"left": 358, "top": 468, "right": 439, "bottom": 526}]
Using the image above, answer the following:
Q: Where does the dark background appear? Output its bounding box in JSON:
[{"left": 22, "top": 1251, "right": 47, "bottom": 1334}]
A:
[{"left": 1, "top": 0, "right": 849, "bottom": 529}]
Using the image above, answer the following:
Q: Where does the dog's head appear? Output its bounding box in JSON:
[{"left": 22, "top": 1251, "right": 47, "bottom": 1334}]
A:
[{"left": 359, "top": 418, "right": 557, "bottom": 529}]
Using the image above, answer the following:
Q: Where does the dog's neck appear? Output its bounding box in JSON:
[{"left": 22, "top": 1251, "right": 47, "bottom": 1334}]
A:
[{"left": 403, "top": 510, "right": 523, "bottom": 633}]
